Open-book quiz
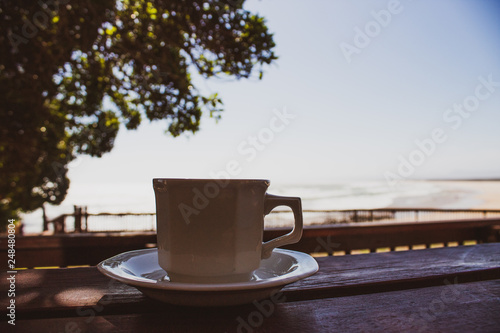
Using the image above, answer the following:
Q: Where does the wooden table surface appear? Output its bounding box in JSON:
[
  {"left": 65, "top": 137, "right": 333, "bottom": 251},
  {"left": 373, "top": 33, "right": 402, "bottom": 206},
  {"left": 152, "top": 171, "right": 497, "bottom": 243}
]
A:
[{"left": 1, "top": 243, "right": 499, "bottom": 332}]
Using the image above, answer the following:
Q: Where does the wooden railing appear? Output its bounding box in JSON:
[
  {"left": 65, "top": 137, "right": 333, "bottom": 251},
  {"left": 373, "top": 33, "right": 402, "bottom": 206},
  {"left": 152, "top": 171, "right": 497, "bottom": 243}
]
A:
[
  {"left": 45, "top": 207, "right": 500, "bottom": 233},
  {"left": 1, "top": 217, "right": 499, "bottom": 269},
  {"left": 265, "top": 217, "right": 500, "bottom": 255}
]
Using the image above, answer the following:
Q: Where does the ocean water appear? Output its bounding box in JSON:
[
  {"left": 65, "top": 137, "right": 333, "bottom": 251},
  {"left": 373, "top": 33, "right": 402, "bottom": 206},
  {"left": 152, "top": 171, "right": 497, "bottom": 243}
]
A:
[
  {"left": 20, "top": 180, "right": 485, "bottom": 234},
  {"left": 270, "top": 181, "right": 442, "bottom": 211}
]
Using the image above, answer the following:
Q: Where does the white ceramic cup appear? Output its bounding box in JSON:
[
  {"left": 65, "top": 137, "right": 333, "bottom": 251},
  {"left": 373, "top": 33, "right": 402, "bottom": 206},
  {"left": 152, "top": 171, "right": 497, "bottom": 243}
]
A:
[{"left": 153, "top": 178, "right": 303, "bottom": 283}]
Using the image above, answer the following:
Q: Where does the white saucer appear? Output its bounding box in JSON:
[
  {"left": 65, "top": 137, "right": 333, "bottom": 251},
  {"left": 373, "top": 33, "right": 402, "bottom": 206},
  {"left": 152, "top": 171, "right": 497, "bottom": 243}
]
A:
[{"left": 97, "top": 248, "right": 318, "bottom": 306}]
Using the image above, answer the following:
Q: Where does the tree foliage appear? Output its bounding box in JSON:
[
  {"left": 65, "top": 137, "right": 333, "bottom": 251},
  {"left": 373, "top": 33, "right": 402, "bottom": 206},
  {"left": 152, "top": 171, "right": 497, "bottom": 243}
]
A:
[{"left": 0, "top": 0, "right": 277, "bottom": 228}]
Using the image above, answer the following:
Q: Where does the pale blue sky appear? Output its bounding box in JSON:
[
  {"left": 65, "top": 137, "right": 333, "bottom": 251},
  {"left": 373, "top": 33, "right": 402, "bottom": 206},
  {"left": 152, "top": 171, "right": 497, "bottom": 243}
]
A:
[{"left": 49, "top": 0, "right": 500, "bottom": 215}]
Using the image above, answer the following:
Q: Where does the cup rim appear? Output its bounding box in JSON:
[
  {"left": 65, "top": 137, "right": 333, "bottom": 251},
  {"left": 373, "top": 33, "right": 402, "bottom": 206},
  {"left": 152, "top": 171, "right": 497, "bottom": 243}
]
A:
[
  {"left": 153, "top": 178, "right": 271, "bottom": 187},
  {"left": 153, "top": 178, "right": 270, "bottom": 182}
]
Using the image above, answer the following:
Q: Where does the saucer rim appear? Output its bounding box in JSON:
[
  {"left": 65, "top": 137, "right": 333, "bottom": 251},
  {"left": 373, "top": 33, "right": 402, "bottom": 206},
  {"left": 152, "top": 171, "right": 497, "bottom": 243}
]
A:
[{"left": 97, "top": 248, "right": 318, "bottom": 292}]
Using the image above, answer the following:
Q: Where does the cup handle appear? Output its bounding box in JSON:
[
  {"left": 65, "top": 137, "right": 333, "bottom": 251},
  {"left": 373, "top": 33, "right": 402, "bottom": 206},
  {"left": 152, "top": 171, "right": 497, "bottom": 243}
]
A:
[{"left": 261, "top": 194, "right": 303, "bottom": 259}]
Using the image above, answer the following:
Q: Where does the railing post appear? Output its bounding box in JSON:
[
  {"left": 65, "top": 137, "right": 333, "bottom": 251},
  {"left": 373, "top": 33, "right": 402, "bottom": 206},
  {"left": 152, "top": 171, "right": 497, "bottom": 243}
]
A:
[
  {"left": 74, "top": 205, "right": 82, "bottom": 233},
  {"left": 84, "top": 206, "right": 88, "bottom": 232},
  {"left": 42, "top": 205, "right": 48, "bottom": 232},
  {"left": 353, "top": 210, "right": 358, "bottom": 222},
  {"left": 54, "top": 215, "right": 66, "bottom": 234}
]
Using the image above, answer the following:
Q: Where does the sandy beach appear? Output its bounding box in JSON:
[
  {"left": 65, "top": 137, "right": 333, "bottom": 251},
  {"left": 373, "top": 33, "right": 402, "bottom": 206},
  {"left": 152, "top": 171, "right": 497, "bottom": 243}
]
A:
[
  {"left": 439, "top": 180, "right": 500, "bottom": 209},
  {"left": 389, "top": 180, "right": 500, "bottom": 210}
]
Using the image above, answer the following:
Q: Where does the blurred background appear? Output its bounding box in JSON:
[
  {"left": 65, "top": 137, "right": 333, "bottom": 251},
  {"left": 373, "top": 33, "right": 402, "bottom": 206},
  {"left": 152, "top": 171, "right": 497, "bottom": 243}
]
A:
[{"left": 3, "top": 0, "right": 499, "bottom": 233}]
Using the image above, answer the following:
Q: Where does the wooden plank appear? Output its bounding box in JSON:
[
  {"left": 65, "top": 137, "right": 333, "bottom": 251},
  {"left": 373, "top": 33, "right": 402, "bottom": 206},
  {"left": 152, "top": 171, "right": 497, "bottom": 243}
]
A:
[
  {"left": 2, "top": 279, "right": 499, "bottom": 332},
  {"left": 0, "top": 232, "right": 157, "bottom": 269},
  {"left": 0, "top": 231, "right": 157, "bottom": 250},
  {"left": 266, "top": 218, "right": 500, "bottom": 253},
  {"left": 1, "top": 244, "right": 498, "bottom": 320}
]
